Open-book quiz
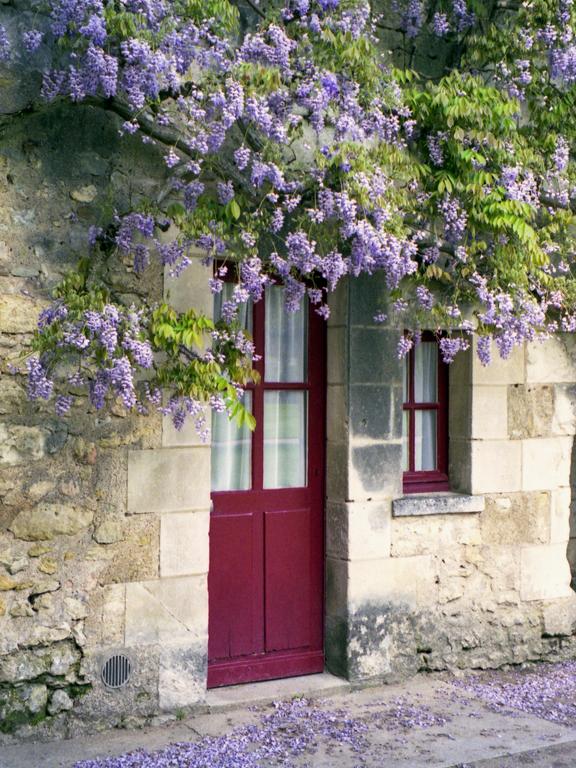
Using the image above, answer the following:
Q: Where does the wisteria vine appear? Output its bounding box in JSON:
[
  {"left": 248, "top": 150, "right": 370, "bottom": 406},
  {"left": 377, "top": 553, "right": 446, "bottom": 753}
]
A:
[{"left": 2, "top": 0, "right": 576, "bottom": 428}]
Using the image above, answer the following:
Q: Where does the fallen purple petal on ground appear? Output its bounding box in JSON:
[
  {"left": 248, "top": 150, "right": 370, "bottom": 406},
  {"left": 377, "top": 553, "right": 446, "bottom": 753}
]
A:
[
  {"left": 72, "top": 694, "right": 453, "bottom": 768},
  {"left": 451, "top": 661, "right": 576, "bottom": 726}
]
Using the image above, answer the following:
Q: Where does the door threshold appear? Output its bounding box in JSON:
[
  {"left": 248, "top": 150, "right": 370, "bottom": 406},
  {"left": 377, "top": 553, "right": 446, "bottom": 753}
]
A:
[{"left": 205, "top": 672, "right": 350, "bottom": 713}]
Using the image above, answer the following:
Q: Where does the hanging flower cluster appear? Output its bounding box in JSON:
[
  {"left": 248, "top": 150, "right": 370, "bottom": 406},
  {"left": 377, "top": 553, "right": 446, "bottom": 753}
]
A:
[{"left": 3, "top": 0, "right": 576, "bottom": 428}]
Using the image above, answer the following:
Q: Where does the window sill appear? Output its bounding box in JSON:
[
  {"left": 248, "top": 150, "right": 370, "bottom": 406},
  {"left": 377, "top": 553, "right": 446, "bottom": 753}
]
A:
[{"left": 392, "top": 492, "right": 485, "bottom": 518}]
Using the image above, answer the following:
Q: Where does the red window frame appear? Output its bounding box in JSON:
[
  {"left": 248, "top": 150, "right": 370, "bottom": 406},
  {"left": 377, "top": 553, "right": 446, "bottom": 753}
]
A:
[{"left": 402, "top": 335, "right": 449, "bottom": 494}]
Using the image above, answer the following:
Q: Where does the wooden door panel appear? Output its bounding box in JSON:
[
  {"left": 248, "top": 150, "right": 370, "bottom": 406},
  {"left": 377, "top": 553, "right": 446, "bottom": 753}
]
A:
[
  {"left": 208, "top": 290, "right": 326, "bottom": 687},
  {"left": 208, "top": 512, "right": 262, "bottom": 660},
  {"left": 264, "top": 508, "right": 311, "bottom": 652}
]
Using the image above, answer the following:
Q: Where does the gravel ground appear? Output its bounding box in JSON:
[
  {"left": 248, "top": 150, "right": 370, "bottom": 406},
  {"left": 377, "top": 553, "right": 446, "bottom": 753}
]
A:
[{"left": 3, "top": 663, "right": 576, "bottom": 768}]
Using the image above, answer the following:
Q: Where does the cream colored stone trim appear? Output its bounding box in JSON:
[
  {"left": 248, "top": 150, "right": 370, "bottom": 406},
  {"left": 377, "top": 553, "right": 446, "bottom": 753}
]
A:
[
  {"left": 160, "top": 510, "right": 210, "bottom": 578},
  {"left": 125, "top": 575, "right": 208, "bottom": 645},
  {"left": 127, "top": 446, "right": 210, "bottom": 513},
  {"left": 392, "top": 493, "right": 484, "bottom": 517}
]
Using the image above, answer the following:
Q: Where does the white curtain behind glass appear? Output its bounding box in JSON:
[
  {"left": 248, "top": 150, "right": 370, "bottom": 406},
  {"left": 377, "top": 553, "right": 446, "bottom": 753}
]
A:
[
  {"left": 211, "top": 283, "right": 253, "bottom": 492},
  {"left": 265, "top": 286, "right": 307, "bottom": 382},
  {"left": 415, "top": 343, "right": 437, "bottom": 402},
  {"left": 263, "top": 391, "right": 307, "bottom": 488},
  {"left": 414, "top": 342, "right": 437, "bottom": 470}
]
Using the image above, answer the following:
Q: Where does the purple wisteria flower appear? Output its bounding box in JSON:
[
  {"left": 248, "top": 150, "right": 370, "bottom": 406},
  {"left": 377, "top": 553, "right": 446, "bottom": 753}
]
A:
[
  {"left": 0, "top": 25, "right": 10, "bottom": 61},
  {"left": 433, "top": 12, "right": 450, "bottom": 37},
  {"left": 22, "top": 30, "right": 43, "bottom": 52}
]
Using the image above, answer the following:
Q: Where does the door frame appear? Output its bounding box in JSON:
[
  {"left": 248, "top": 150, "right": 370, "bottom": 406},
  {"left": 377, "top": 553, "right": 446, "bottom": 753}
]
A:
[{"left": 207, "top": 290, "right": 327, "bottom": 688}]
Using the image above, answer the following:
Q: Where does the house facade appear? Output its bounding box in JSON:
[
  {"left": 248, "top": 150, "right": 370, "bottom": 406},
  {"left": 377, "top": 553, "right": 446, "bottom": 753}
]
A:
[{"left": 2, "top": 97, "right": 576, "bottom": 736}]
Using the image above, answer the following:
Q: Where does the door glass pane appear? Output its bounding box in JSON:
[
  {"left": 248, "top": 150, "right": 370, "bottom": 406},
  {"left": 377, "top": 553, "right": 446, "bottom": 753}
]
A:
[
  {"left": 211, "top": 393, "right": 252, "bottom": 491},
  {"left": 214, "top": 281, "right": 252, "bottom": 332},
  {"left": 415, "top": 410, "right": 437, "bottom": 471},
  {"left": 264, "top": 391, "right": 307, "bottom": 488},
  {"left": 265, "top": 285, "right": 307, "bottom": 382},
  {"left": 402, "top": 410, "right": 409, "bottom": 471},
  {"left": 415, "top": 342, "right": 437, "bottom": 403},
  {"left": 402, "top": 356, "right": 409, "bottom": 403}
]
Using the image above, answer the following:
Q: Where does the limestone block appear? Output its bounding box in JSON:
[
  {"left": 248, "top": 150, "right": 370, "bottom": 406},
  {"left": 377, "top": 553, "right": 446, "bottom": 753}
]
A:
[
  {"left": 542, "top": 596, "right": 576, "bottom": 636},
  {"left": 478, "top": 545, "right": 520, "bottom": 592},
  {"left": 327, "top": 280, "right": 348, "bottom": 327},
  {"left": 160, "top": 510, "right": 209, "bottom": 577},
  {"left": 471, "top": 385, "right": 508, "bottom": 439},
  {"left": 550, "top": 488, "right": 571, "bottom": 545},
  {"left": 520, "top": 543, "right": 572, "bottom": 601},
  {"left": 327, "top": 326, "right": 347, "bottom": 385},
  {"left": 128, "top": 447, "right": 210, "bottom": 513},
  {"left": 508, "top": 385, "right": 556, "bottom": 439},
  {"left": 391, "top": 514, "right": 481, "bottom": 557},
  {"left": 348, "top": 555, "right": 438, "bottom": 610},
  {"left": 521, "top": 437, "right": 572, "bottom": 492},
  {"left": 70, "top": 185, "right": 97, "bottom": 203},
  {"left": 449, "top": 351, "right": 473, "bottom": 442},
  {"left": 0, "top": 378, "right": 25, "bottom": 414},
  {"left": 348, "top": 442, "right": 403, "bottom": 500},
  {"left": 326, "top": 385, "right": 347, "bottom": 444},
  {"left": 552, "top": 385, "right": 576, "bottom": 436},
  {"left": 9, "top": 503, "right": 93, "bottom": 541},
  {"left": 158, "top": 642, "right": 207, "bottom": 710},
  {"left": 472, "top": 340, "right": 525, "bottom": 385},
  {"left": 325, "top": 442, "right": 349, "bottom": 502},
  {"left": 162, "top": 408, "right": 208, "bottom": 448},
  {"left": 64, "top": 597, "right": 88, "bottom": 620},
  {"left": 23, "top": 684, "right": 48, "bottom": 715},
  {"left": 326, "top": 501, "right": 391, "bottom": 561},
  {"left": 0, "top": 423, "right": 46, "bottom": 466},
  {"left": 98, "top": 514, "right": 160, "bottom": 584},
  {"left": 0, "top": 575, "right": 18, "bottom": 591},
  {"left": 481, "top": 492, "right": 550, "bottom": 545},
  {"left": 48, "top": 689, "right": 73, "bottom": 715},
  {"left": 164, "top": 257, "right": 213, "bottom": 317},
  {"left": 470, "top": 440, "right": 522, "bottom": 494},
  {"left": 101, "top": 584, "right": 126, "bottom": 647},
  {"left": 526, "top": 338, "right": 576, "bottom": 384},
  {"left": 325, "top": 556, "right": 348, "bottom": 619},
  {"left": 449, "top": 438, "right": 472, "bottom": 494},
  {"left": 93, "top": 520, "right": 124, "bottom": 545},
  {"left": 125, "top": 575, "right": 208, "bottom": 645},
  {"left": 0, "top": 294, "right": 47, "bottom": 334}
]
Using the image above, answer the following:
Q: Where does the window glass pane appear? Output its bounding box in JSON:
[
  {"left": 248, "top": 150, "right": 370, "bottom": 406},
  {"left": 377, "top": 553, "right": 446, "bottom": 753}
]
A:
[
  {"left": 214, "top": 281, "right": 252, "bottom": 332},
  {"left": 415, "top": 342, "right": 437, "bottom": 403},
  {"left": 211, "top": 393, "right": 252, "bottom": 491},
  {"left": 415, "top": 410, "right": 437, "bottom": 471},
  {"left": 264, "top": 391, "right": 307, "bottom": 488},
  {"left": 265, "top": 285, "right": 307, "bottom": 382},
  {"left": 402, "top": 411, "right": 409, "bottom": 471}
]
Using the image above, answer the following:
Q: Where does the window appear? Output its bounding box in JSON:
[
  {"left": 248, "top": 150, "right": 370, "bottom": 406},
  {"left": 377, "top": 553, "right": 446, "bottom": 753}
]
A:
[{"left": 402, "top": 336, "right": 449, "bottom": 493}]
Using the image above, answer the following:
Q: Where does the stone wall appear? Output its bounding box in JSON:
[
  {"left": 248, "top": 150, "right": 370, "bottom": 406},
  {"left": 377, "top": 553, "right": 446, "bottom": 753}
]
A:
[
  {"left": 0, "top": 101, "right": 171, "bottom": 738},
  {"left": 2, "top": 9, "right": 576, "bottom": 740},
  {"left": 324, "top": 274, "right": 576, "bottom": 682}
]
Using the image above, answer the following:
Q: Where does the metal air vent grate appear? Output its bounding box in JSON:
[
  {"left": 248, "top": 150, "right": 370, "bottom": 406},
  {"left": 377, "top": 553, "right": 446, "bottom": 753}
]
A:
[{"left": 101, "top": 654, "right": 132, "bottom": 689}]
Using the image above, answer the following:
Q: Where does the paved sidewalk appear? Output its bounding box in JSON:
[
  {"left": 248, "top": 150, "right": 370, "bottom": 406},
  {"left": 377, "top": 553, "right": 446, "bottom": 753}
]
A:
[{"left": 2, "top": 664, "right": 576, "bottom": 767}]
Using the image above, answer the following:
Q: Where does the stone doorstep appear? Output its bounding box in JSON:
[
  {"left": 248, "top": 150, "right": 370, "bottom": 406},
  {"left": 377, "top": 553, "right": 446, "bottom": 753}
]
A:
[{"left": 204, "top": 671, "right": 351, "bottom": 712}]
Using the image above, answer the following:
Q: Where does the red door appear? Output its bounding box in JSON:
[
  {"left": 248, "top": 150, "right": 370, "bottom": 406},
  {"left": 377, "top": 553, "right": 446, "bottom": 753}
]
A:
[{"left": 208, "top": 285, "right": 325, "bottom": 688}]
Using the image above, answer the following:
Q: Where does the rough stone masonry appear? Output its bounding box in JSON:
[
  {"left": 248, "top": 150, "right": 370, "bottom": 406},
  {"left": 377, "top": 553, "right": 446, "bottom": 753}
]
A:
[{"left": 2, "top": 4, "right": 576, "bottom": 744}]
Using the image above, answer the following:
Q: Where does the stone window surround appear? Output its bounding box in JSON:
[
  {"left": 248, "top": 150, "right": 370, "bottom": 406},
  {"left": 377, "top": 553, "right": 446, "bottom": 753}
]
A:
[
  {"left": 392, "top": 492, "right": 485, "bottom": 517},
  {"left": 393, "top": 342, "right": 485, "bottom": 517}
]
